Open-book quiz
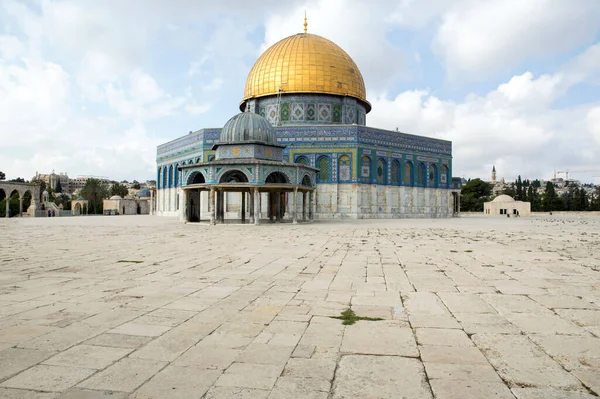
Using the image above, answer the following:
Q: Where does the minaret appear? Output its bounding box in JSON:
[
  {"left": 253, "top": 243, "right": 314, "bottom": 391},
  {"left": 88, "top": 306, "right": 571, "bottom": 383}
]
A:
[{"left": 491, "top": 165, "right": 496, "bottom": 183}]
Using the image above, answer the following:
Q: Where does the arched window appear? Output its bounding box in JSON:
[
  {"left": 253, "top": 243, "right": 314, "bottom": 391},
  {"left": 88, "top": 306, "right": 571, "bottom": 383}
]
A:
[
  {"left": 162, "top": 166, "right": 167, "bottom": 189},
  {"left": 295, "top": 156, "right": 309, "bottom": 165},
  {"left": 441, "top": 165, "right": 449, "bottom": 188},
  {"left": 417, "top": 163, "right": 426, "bottom": 187},
  {"left": 174, "top": 164, "right": 179, "bottom": 187},
  {"left": 302, "top": 175, "right": 312, "bottom": 187},
  {"left": 316, "top": 156, "right": 331, "bottom": 183},
  {"left": 266, "top": 171, "right": 289, "bottom": 184},
  {"left": 376, "top": 158, "right": 387, "bottom": 185},
  {"left": 220, "top": 169, "right": 249, "bottom": 183},
  {"left": 187, "top": 171, "right": 205, "bottom": 185},
  {"left": 428, "top": 164, "right": 438, "bottom": 188},
  {"left": 168, "top": 165, "right": 173, "bottom": 188},
  {"left": 157, "top": 168, "right": 162, "bottom": 189},
  {"left": 338, "top": 155, "right": 351, "bottom": 182},
  {"left": 361, "top": 155, "right": 371, "bottom": 182},
  {"left": 391, "top": 160, "right": 400, "bottom": 185},
  {"left": 404, "top": 161, "right": 413, "bottom": 186}
]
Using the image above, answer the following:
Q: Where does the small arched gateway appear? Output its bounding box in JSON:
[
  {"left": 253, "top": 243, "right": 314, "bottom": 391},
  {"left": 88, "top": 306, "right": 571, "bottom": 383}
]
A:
[{"left": 179, "top": 112, "right": 317, "bottom": 225}]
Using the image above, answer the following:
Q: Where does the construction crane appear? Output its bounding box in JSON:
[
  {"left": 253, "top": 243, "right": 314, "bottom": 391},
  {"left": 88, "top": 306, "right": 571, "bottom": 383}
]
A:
[{"left": 554, "top": 169, "right": 600, "bottom": 181}]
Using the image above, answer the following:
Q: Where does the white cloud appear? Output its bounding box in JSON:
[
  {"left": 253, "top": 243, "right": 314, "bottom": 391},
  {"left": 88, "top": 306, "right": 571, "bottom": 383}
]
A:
[
  {"left": 369, "top": 43, "right": 600, "bottom": 181},
  {"left": 434, "top": 0, "right": 600, "bottom": 78},
  {"left": 185, "top": 104, "right": 211, "bottom": 115}
]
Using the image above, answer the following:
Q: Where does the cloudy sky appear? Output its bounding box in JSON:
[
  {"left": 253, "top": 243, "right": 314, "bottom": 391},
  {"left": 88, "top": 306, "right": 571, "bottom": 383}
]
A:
[{"left": 1, "top": 0, "right": 600, "bottom": 183}]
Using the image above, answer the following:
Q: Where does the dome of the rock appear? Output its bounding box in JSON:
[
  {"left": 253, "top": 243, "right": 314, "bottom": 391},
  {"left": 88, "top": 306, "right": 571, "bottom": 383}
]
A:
[{"left": 241, "top": 33, "right": 370, "bottom": 112}]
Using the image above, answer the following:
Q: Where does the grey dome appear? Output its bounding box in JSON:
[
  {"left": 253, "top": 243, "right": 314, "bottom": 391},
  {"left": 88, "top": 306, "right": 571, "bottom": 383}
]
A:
[
  {"left": 137, "top": 188, "right": 150, "bottom": 197},
  {"left": 220, "top": 112, "right": 275, "bottom": 144}
]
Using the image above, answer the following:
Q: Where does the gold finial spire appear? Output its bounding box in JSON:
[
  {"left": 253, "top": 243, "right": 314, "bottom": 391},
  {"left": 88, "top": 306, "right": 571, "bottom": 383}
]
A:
[{"left": 303, "top": 11, "right": 307, "bottom": 33}]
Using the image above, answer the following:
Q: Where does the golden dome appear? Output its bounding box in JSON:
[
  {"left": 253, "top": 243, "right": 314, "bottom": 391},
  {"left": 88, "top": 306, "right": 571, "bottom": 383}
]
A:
[{"left": 242, "top": 33, "right": 370, "bottom": 112}]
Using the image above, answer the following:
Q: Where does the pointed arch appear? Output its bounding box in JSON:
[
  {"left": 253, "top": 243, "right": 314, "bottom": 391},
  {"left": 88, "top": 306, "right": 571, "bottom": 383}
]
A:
[
  {"left": 417, "top": 162, "right": 426, "bottom": 187},
  {"left": 404, "top": 161, "right": 414, "bottom": 186},
  {"left": 441, "top": 165, "right": 449, "bottom": 188},
  {"left": 162, "top": 166, "right": 167, "bottom": 189},
  {"left": 316, "top": 155, "right": 331, "bottom": 183},
  {"left": 428, "top": 164, "right": 438, "bottom": 188},
  {"left": 187, "top": 171, "right": 206, "bottom": 185},
  {"left": 168, "top": 165, "right": 174, "bottom": 188},
  {"left": 361, "top": 155, "right": 371, "bottom": 183},
  {"left": 174, "top": 164, "right": 179, "bottom": 187},
  {"left": 295, "top": 155, "right": 309, "bottom": 165},
  {"left": 338, "top": 154, "right": 351, "bottom": 182},
  {"left": 376, "top": 158, "right": 387, "bottom": 185}
]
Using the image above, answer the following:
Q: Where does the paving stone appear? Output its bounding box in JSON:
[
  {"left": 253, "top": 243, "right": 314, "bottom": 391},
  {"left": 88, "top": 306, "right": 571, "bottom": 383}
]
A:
[
  {"left": 204, "top": 386, "right": 270, "bottom": 399},
  {"left": 331, "top": 355, "right": 432, "bottom": 399},
  {"left": 215, "top": 363, "right": 282, "bottom": 390},
  {"left": 438, "top": 293, "right": 498, "bottom": 314},
  {"left": 505, "top": 313, "right": 585, "bottom": 335},
  {"left": 84, "top": 333, "right": 152, "bottom": 349},
  {"left": 419, "top": 346, "right": 489, "bottom": 364},
  {"left": 282, "top": 357, "right": 337, "bottom": 381},
  {"left": 77, "top": 358, "right": 167, "bottom": 392},
  {"left": 340, "top": 321, "right": 418, "bottom": 356},
  {"left": 3, "top": 214, "right": 600, "bottom": 397},
  {"left": 109, "top": 322, "right": 171, "bottom": 337},
  {"left": 429, "top": 379, "right": 514, "bottom": 399},
  {"left": 415, "top": 328, "right": 474, "bottom": 347},
  {"left": 0, "top": 348, "right": 56, "bottom": 382},
  {"left": 472, "top": 333, "right": 584, "bottom": 390},
  {"left": 0, "top": 364, "right": 95, "bottom": 392},
  {"left": 130, "top": 365, "right": 221, "bottom": 398},
  {"left": 269, "top": 377, "right": 330, "bottom": 399},
  {"left": 571, "top": 367, "right": 600, "bottom": 394},
  {"left": 0, "top": 388, "right": 58, "bottom": 398},
  {"left": 172, "top": 345, "right": 240, "bottom": 369},
  {"left": 43, "top": 344, "right": 131, "bottom": 370},
  {"left": 58, "top": 389, "right": 128, "bottom": 398},
  {"left": 424, "top": 362, "right": 502, "bottom": 382},
  {"left": 511, "top": 388, "right": 598, "bottom": 399},
  {"left": 236, "top": 343, "right": 294, "bottom": 366}
]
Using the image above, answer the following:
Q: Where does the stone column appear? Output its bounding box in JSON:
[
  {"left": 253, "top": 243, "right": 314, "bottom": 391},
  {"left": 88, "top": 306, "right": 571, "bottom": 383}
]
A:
[
  {"left": 150, "top": 190, "right": 154, "bottom": 215},
  {"left": 458, "top": 194, "right": 461, "bottom": 216},
  {"left": 5, "top": 197, "right": 9, "bottom": 218},
  {"left": 241, "top": 191, "right": 246, "bottom": 223},
  {"left": 302, "top": 192, "right": 307, "bottom": 221},
  {"left": 249, "top": 190, "right": 255, "bottom": 223},
  {"left": 292, "top": 188, "right": 298, "bottom": 224},
  {"left": 275, "top": 191, "right": 281, "bottom": 223},
  {"left": 210, "top": 187, "right": 216, "bottom": 225},
  {"left": 19, "top": 197, "right": 23, "bottom": 217},
  {"left": 179, "top": 190, "right": 186, "bottom": 222},
  {"left": 269, "top": 192, "right": 274, "bottom": 222},
  {"left": 254, "top": 187, "right": 261, "bottom": 225},
  {"left": 309, "top": 191, "right": 314, "bottom": 221},
  {"left": 198, "top": 189, "right": 202, "bottom": 223}
]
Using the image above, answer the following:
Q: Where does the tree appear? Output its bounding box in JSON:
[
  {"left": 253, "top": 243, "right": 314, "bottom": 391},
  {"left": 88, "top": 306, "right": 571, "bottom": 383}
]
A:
[
  {"left": 55, "top": 180, "right": 62, "bottom": 193},
  {"left": 131, "top": 180, "right": 141, "bottom": 189},
  {"left": 542, "top": 182, "right": 562, "bottom": 212},
  {"left": 0, "top": 171, "right": 5, "bottom": 180},
  {"left": 460, "top": 178, "right": 493, "bottom": 212},
  {"left": 110, "top": 182, "right": 129, "bottom": 198},
  {"left": 81, "top": 178, "right": 109, "bottom": 214},
  {"left": 516, "top": 175, "right": 523, "bottom": 201},
  {"left": 8, "top": 177, "right": 25, "bottom": 182}
]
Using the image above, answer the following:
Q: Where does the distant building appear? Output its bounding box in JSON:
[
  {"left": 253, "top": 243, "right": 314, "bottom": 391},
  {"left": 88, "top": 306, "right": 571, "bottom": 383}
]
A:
[
  {"left": 484, "top": 195, "right": 531, "bottom": 216},
  {"left": 34, "top": 171, "right": 70, "bottom": 193},
  {"left": 102, "top": 195, "right": 149, "bottom": 215}
]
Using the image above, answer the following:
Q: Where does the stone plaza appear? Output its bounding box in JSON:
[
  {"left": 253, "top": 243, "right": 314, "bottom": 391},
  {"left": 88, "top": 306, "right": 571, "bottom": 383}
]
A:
[{"left": 0, "top": 216, "right": 599, "bottom": 398}]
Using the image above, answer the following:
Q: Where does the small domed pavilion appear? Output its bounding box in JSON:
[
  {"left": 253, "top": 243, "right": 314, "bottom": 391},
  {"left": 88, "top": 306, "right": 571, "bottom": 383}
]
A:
[{"left": 179, "top": 111, "right": 317, "bottom": 224}]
